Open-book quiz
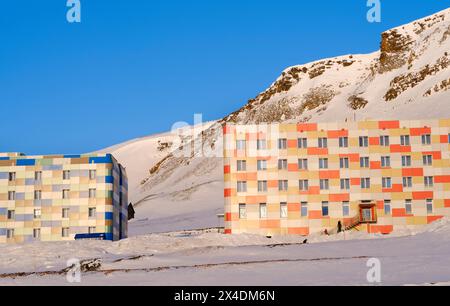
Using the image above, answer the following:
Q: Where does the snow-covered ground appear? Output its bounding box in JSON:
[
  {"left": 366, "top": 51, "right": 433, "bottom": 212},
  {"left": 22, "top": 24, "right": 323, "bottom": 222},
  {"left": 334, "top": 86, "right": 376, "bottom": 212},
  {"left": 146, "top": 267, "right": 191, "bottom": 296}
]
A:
[{"left": 1, "top": 218, "right": 450, "bottom": 286}]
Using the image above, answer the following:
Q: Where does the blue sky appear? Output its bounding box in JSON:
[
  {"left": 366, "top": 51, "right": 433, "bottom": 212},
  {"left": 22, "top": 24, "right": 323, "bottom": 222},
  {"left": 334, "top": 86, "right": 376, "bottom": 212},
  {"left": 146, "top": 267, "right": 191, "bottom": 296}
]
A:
[{"left": 1, "top": 0, "right": 449, "bottom": 154}]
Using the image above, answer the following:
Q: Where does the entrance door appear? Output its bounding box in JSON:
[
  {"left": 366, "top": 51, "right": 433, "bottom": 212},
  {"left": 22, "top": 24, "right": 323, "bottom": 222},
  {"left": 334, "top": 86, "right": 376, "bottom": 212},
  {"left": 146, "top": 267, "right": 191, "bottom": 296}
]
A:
[{"left": 362, "top": 208, "right": 372, "bottom": 222}]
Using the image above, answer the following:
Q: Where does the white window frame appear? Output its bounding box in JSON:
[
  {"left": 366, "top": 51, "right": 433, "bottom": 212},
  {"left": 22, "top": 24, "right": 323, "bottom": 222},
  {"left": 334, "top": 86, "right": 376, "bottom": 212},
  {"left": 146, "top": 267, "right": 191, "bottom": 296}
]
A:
[{"left": 239, "top": 204, "right": 247, "bottom": 219}]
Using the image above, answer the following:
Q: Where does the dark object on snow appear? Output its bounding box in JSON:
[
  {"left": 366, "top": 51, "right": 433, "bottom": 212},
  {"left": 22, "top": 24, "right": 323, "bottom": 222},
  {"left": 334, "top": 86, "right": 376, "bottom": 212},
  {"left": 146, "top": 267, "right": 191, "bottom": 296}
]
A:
[
  {"left": 303, "top": 239, "right": 308, "bottom": 244},
  {"left": 337, "top": 221, "right": 343, "bottom": 233},
  {"left": 324, "top": 229, "right": 329, "bottom": 236},
  {"left": 128, "top": 203, "right": 135, "bottom": 220}
]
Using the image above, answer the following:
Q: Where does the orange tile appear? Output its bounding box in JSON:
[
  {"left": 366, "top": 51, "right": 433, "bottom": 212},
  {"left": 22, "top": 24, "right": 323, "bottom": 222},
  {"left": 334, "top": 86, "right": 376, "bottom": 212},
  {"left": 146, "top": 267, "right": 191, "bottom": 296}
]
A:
[
  {"left": 288, "top": 163, "right": 299, "bottom": 172},
  {"left": 307, "top": 148, "right": 329, "bottom": 155},
  {"left": 390, "top": 145, "right": 411, "bottom": 153},
  {"left": 410, "top": 127, "right": 431, "bottom": 136},
  {"left": 435, "top": 175, "right": 450, "bottom": 183},
  {"left": 268, "top": 180, "right": 279, "bottom": 188},
  {"left": 246, "top": 196, "right": 267, "bottom": 204},
  {"left": 236, "top": 172, "right": 257, "bottom": 181},
  {"left": 402, "top": 168, "right": 424, "bottom": 177},
  {"left": 224, "top": 165, "right": 231, "bottom": 174},
  {"left": 440, "top": 135, "right": 449, "bottom": 144},
  {"left": 288, "top": 203, "right": 300, "bottom": 212},
  {"left": 327, "top": 130, "right": 348, "bottom": 138},
  {"left": 369, "top": 225, "right": 393, "bottom": 234},
  {"left": 444, "top": 200, "right": 450, "bottom": 208},
  {"left": 392, "top": 208, "right": 407, "bottom": 217},
  {"left": 288, "top": 227, "right": 309, "bottom": 236},
  {"left": 423, "top": 151, "right": 442, "bottom": 160},
  {"left": 351, "top": 178, "right": 361, "bottom": 186},
  {"left": 288, "top": 139, "right": 298, "bottom": 149},
  {"left": 309, "top": 210, "right": 323, "bottom": 219},
  {"left": 428, "top": 216, "right": 444, "bottom": 224},
  {"left": 319, "top": 170, "right": 340, "bottom": 179},
  {"left": 224, "top": 229, "right": 232, "bottom": 234},
  {"left": 370, "top": 161, "right": 382, "bottom": 170},
  {"left": 413, "top": 191, "right": 434, "bottom": 200},
  {"left": 329, "top": 193, "right": 350, "bottom": 202},
  {"left": 308, "top": 186, "right": 321, "bottom": 195},
  {"left": 379, "top": 120, "right": 400, "bottom": 130},
  {"left": 297, "top": 123, "right": 317, "bottom": 132},
  {"left": 369, "top": 137, "right": 380, "bottom": 146},
  {"left": 224, "top": 189, "right": 232, "bottom": 197}
]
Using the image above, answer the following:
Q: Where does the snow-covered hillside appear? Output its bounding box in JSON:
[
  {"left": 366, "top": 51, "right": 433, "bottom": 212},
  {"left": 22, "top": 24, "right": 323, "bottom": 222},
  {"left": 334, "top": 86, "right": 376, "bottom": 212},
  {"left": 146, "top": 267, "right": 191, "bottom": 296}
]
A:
[{"left": 105, "top": 8, "right": 450, "bottom": 235}]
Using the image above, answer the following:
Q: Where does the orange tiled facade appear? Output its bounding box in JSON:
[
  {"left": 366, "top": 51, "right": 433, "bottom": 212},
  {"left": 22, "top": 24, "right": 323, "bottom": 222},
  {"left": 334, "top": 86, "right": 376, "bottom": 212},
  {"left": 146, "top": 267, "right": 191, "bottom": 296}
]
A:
[{"left": 223, "top": 119, "right": 450, "bottom": 236}]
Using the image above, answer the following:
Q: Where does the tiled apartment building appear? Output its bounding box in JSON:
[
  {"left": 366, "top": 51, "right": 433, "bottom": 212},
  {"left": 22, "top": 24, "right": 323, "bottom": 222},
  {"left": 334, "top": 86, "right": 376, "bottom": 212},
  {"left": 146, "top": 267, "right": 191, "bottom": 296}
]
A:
[
  {"left": 223, "top": 119, "right": 450, "bottom": 236},
  {"left": 0, "top": 153, "right": 128, "bottom": 243}
]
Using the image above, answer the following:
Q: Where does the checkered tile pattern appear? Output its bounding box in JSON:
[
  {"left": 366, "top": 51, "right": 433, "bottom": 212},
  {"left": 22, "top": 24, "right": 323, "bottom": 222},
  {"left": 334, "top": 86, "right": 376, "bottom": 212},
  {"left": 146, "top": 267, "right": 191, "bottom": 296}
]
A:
[
  {"left": 0, "top": 153, "right": 128, "bottom": 243},
  {"left": 223, "top": 119, "right": 450, "bottom": 236}
]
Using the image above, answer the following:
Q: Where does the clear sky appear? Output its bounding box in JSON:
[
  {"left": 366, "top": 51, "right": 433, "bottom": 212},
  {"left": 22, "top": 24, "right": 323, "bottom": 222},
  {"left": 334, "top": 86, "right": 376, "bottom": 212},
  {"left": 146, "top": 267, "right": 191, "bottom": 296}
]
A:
[{"left": 1, "top": 0, "right": 449, "bottom": 154}]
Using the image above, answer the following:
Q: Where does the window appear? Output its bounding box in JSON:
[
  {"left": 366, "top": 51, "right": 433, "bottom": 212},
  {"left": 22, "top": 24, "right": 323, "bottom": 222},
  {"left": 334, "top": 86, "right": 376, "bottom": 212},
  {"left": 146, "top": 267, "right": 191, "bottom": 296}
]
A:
[
  {"left": 237, "top": 160, "right": 247, "bottom": 172},
  {"left": 8, "top": 172, "right": 16, "bottom": 181},
  {"left": 6, "top": 229, "right": 14, "bottom": 239},
  {"left": 382, "top": 177, "right": 392, "bottom": 189},
  {"left": 63, "top": 189, "right": 70, "bottom": 199},
  {"left": 423, "top": 155, "right": 433, "bottom": 166},
  {"left": 33, "top": 228, "right": 41, "bottom": 239},
  {"left": 258, "top": 181, "right": 268, "bottom": 192},
  {"left": 278, "top": 180, "right": 288, "bottom": 191},
  {"left": 34, "top": 209, "right": 41, "bottom": 219},
  {"left": 257, "top": 139, "right": 267, "bottom": 150},
  {"left": 322, "top": 202, "right": 329, "bottom": 217},
  {"left": 62, "top": 228, "right": 70, "bottom": 238},
  {"left": 380, "top": 135, "right": 390, "bottom": 146},
  {"left": 62, "top": 208, "right": 70, "bottom": 218},
  {"left": 278, "top": 159, "right": 288, "bottom": 170},
  {"left": 320, "top": 179, "right": 329, "bottom": 190},
  {"left": 405, "top": 200, "right": 412, "bottom": 215},
  {"left": 259, "top": 204, "right": 267, "bottom": 219},
  {"left": 34, "top": 190, "right": 42, "bottom": 200},
  {"left": 7, "top": 210, "right": 15, "bottom": 220},
  {"left": 89, "top": 188, "right": 97, "bottom": 199},
  {"left": 257, "top": 160, "right": 267, "bottom": 171},
  {"left": 88, "top": 227, "right": 97, "bottom": 234},
  {"left": 401, "top": 135, "right": 410, "bottom": 146},
  {"left": 280, "top": 202, "right": 288, "bottom": 219},
  {"left": 301, "top": 202, "right": 308, "bottom": 217},
  {"left": 381, "top": 156, "right": 391, "bottom": 168},
  {"left": 339, "top": 137, "right": 348, "bottom": 148},
  {"left": 237, "top": 181, "right": 247, "bottom": 193},
  {"left": 298, "top": 138, "right": 308, "bottom": 149},
  {"left": 299, "top": 180, "right": 309, "bottom": 191},
  {"left": 236, "top": 140, "right": 246, "bottom": 150},
  {"left": 258, "top": 160, "right": 267, "bottom": 171},
  {"left": 402, "top": 156, "right": 412, "bottom": 167},
  {"left": 422, "top": 134, "right": 431, "bottom": 145},
  {"left": 298, "top": 159, "right": 308, "bottom": 170},
  {"left": 340, "top": 179, "right": 350, "bottom": 190},
  {"left": 8, "top": 191, "right": 15, "bottom": 201},
  {"left": 360, "top": 157, "right": 370, "bottom": 168},
  {"left": 425, "top": 176, "right": 434, "bottom": 187},
  {"left": 448, "top": 133, "right": 450, "bottom": 144},
  {"left": 35, "top": 171, "right": 42, "bottom": 181},
  {"left": 361, "top": 178, "right": 371, "bottom": 189},
  {"left": 239, "top": 204, "right": 247, "bottom": 219},
  {"left": 278, "top": 139, "right": 287, "bottom": 150},
  {"left": 426, "top": 199, "right": 433, "bottom": 214},
  {"left": 403, "top": 177, "right": 413, "bottom": 188},
  {"left": 63, "top": 170, "right": 71, "bottom": 180},
  {"left": 359, "top": 136, "right": 369, "bottom": 147},
  {"left": 340, "top": 158, "right": 349, "bottom": 169},
  {"left": 88, "top": 207, "right": 96, "bottom": 218},
  {"left": 318, "top": 138, "right": 328, "bottom": 149},
  {"left": 89, "top": 170, "right": 97, "bottom": 180},
  {"left": 384, "top": 200, "right": 391, "bottom": 215},
  {"left": 343, "top": 202, "right": 350, "bottom": 217},
  {"left": 319, "top": 158, "right": 329, "bottom": 169}
]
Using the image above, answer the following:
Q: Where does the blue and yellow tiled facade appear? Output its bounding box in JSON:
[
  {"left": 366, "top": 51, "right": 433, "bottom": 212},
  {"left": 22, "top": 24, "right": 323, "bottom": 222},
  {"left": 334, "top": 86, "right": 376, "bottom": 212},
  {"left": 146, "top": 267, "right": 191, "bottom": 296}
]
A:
[{"left": 0, "top": 153, "right": 128, "bottom": 243}]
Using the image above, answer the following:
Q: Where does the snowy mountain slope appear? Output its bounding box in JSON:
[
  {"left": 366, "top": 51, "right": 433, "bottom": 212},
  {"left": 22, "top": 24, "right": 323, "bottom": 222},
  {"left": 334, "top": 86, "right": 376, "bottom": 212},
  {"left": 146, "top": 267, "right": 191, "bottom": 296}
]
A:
[{"left": 111, "top": 8, "right": 450, "bottom": 234}]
